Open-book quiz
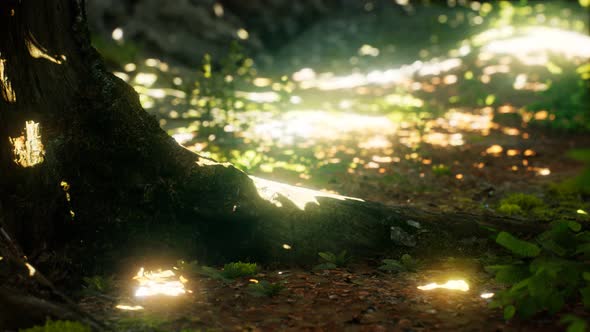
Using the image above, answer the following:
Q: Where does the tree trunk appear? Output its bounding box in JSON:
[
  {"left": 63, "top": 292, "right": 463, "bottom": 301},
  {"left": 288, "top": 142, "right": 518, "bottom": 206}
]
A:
[{"left": 0, "top": 0, "right": 540, "bottom": 271}]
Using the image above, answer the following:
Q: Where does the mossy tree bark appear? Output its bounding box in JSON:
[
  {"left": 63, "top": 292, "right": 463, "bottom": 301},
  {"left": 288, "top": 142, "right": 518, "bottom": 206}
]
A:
[{"left": 0, "top": 0, "right": 541, "bottom": 272}]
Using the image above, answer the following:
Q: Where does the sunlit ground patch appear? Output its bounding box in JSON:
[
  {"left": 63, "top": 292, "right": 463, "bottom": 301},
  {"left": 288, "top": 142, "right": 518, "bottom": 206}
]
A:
[
  {"left": 115, "top": 304, "right": 144, "bottom": 311},
  {"left": 480, "top": 292, "right": 494, "bottom": 299},
  {"left": 133, "top": 267, "right": 189, "bottom": 297},
  {"left": 249, "top": 110, "right": 396, "bottom": 146},
  {"left": 417, "top": 279, "right": 469, "bottom": 292}
]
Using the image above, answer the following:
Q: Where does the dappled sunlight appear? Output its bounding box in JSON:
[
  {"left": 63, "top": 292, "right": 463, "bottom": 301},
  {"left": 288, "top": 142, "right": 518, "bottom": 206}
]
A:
[
  {"left": 26, "top": 36, "right": 66, "bottom": 64},
  {"left": 249, "top": 111, "right": 396, "bottom": 146},
  {"left": 295, "top": 58, "right": 462, "bottom": 91},
  {"left": 251, "top": 176, "right": 363, "bottom": 210},
  {"left": 0, "top": 58, "right": 16, "bottom": 103},
  {"left": 481, "top": 26, "right": 590, "bottom": 65},
  {"left": 115, "top": 304, "right": 144, "bottom": 311},
  {"left": 418, "top": 279, "right": 469, "bottom": 292},
  {"left": 133, "top": 268, "right": 189, "bottom": 297},
  {"left": 9, "top": 121, "right": 45, "bottom": 168},
  {"left": 480, "top": 292, "right": 495, "bottom": 299}
]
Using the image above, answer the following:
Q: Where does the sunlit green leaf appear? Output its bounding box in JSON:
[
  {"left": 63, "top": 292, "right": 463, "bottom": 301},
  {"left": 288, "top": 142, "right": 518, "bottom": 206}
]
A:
[
  {"left": 503, "top": 305, "right": 516, "bottom": 320},
  {"left": 496, "top": 232, "right": 541, "bottom": 257}
]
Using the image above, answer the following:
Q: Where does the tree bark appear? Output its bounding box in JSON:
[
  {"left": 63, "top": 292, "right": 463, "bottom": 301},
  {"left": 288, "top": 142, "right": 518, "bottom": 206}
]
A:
[{"left": 0, "top": 0, "right": 541, "bottom": 270}]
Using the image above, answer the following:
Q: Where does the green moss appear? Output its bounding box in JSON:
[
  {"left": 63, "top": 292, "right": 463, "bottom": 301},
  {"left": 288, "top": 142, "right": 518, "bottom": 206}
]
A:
[
  {"left": 20, "top": 320, "right": 91, "bottom": 332},
  {"left": 497, "top": 203, "right": 523, "bottom": 216},
  {"left": 500, "top": 193, "right": 544, "bottom": 212}
]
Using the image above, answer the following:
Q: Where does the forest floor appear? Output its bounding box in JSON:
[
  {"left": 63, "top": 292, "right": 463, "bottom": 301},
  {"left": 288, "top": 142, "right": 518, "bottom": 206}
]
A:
[
  {"left": 76, "top": 123, "right": 588, "bottom": 331},
  {"left": 71, "top": 3, "right": 590, "bottom": 331}
]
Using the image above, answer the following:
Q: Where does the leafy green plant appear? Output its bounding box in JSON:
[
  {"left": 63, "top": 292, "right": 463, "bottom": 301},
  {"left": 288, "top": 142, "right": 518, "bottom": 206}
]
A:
[
  {"left": 485, "top": 221, "right": 590, "bottom": 325},
  {"left": 20, "top": 320, "right": 91, "bottom": 332},
  {"left": 432, "top": 164, "right": 451, "bottom": 176},
  {"left": 190, "top": 41, "right": 255, "bottom": 121},
  {"left": 561, "top": 149, "right": 590, "bottom": 195},
  {"left": 526, "top": 62, "right": 590, "bottom": 132},
  {"left": 378, "top": 254, "right": 418, "bottom": 273},
  {"left": 314, "top": 250, "right": 351, "bottom": 270},
  {"left": 561, "top": 314, "right": 588, "bottom": 332},
  {"left": 247, "top": 280, "right": 285, "bottom": 297},
  {"left": 82, "top": 275, "right": 113, "bottom": 293}
]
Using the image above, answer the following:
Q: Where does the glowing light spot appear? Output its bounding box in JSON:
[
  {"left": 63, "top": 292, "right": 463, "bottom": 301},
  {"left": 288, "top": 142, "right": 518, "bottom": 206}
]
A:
[
  {"left": 134, "top": 73, "right": 157, "bottom": 86},
  {"left": 418, "top": 280, "right": 469, "bottom": 292},
  {"left": 213, "top": 3, "right": 224, "bottom": 17},
  {"left": 253, "top": 77, "right": 272, "bottom": 87},
  {"left": 292, "top": 68, "right": 316, "bottom": 82},
  {"left": 282, "top": 244, "right": 292, "bottom": 250},
  {"left": 25, "top": 262, "right": 36, "bottom": 277},
  {"left": 480, "top": 292, "right": 495, "bottom": 299},
  {"left": 237, "top": 28, "right": 249, "bottom": 40},
  {"left": 486, "top": 145, "right": 503, "bottom": 155},
  {"left": 577, "top": 209, "right": 587, "bottom": 215},
  {"left": 111, "top": 27, "right": 123, "bottom": 41},
  {"left": 503, "top": 128, "right": 520, "bottom": 136},
  {"left": 116, "top": 304, "right": 144, "bottom": 311},
  {"left": 249, "top": 279, "right": 259, "bottom": 284},
  {"left": 236, "top": 91, "right": 280, "bottom": 103},
  {"left": 524, "top": 149, "right": 536, "bottom": 157},
  {"left": 145, "top": 58, "right": 159, "bottom": 67},
  {"left": 534, "top": 110, "right": 548, "bottom": 120},
  {"left": 289, "top": 95, "right": 302, "bottom": 104},
  {"left": 133, "top": 268, "right": 187, "bottom": 297},
  {"left": 124, "top": 63, "right": 136, "bottom": 72},
  {"left": 358, "top": 44, "right": 380, "bottom": 57},
  {"left": 455, "top": 174, "right": 464, "bottom": 180},
  {"left": 9, "top": 121, "right": 45, "bottom": 167},
  {"left": 506, "top": 149, "right": 520, "bottom": 156},
  {"left": 536, "top": 168, "right": 551, "bottom": 176}
]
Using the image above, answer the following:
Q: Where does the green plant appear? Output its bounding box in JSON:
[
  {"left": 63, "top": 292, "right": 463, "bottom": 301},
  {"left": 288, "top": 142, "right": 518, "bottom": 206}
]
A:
[
  {"left": 20, "top": 320, "right": 91, "bottom": 332},
  {"left": 561, "top": 314, "right": 588, "bottom": 332},
  {"left": 314, "top": 250, "right": 351, "bottom": 270},
  {"left": 190, "top": 41, "right": 255, "bottom": 121},
  {"left": 82, "top": 275, "right": 113, "bottom": 293},
  {"left": 497, "top": 193, "right": 544, "bottom": 216},
  {"left": 561, "top": 149, "right": 590, "bottom": 195},
  {"left": 526, "top": 62, "right": 590, "bottom": 132},
  {"left": 432, "top": 164, "right": 451, "bottom": 176},
  {"left": 247, "top": 280, "right": 285, "bottom": 297},
  {"left": 497, "top": 203, "right": 523, "bottom": 216},
  {"left": 378, "top": 254, "right": 418, "bottom": 273},
  {"left": 221, "top": 261, "right": 258, "bottom": 279},
  {"left": 485, "top": 221, "right": 590, "bottom": 325}
]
